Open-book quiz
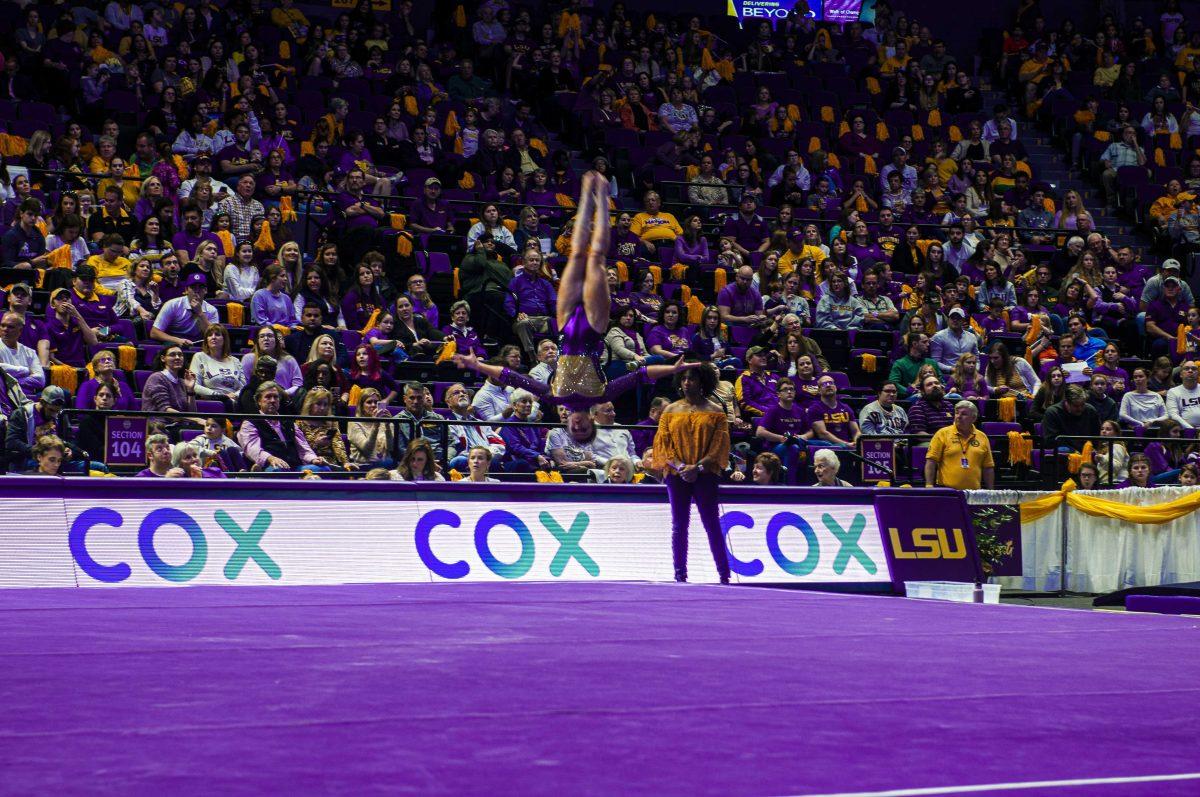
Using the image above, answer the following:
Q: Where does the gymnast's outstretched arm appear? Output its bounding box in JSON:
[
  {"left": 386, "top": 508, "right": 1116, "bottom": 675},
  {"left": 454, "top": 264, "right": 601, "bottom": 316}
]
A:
[{"left": 451, "top": 351, "right": 551, "bottom": 399}]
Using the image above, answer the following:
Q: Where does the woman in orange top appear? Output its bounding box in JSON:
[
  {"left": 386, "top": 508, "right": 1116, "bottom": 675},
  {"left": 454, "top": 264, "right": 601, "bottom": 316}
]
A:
[{"left": 652, "top": 363, "right": 732, "bottom": 583}]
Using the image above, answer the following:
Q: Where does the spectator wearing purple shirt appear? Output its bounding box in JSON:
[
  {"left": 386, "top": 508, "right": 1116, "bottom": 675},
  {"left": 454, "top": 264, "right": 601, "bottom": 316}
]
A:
[
  {"left": 170, "top": 204, "right": 220, "bottom": 261},
  {"left": 674, "top": 215, "right": 711, "bottom": 267},
  {"left": 45, "top": 287, "right": 98, "bottom": 368},
  {"left": 734, "top": 346, "right": 779, "bottom": 418},
  {"left": 151, "top": 273, "right": 218, "bottom": 346},
  {"left": 405, "top": 274, "right": 440, "bottom": 328},
  {"left": 337, "top": 169, "right": 388, "bottom": 230},
  {"left": 720, "top": 195, "right": 771, "bottom": 257},
  {"left": 442, "top": 300, "right": 488, "bottom": 358},
  {"left": 250, "top": 264, "right": 298, "bottom": 326},
  {"left": 805, "top": 374, "right": 860, "bottom": 447},
  {"left": 504, "top": 249, "right": 557, "bottom": 359},
  {"left": 755, "top": 381, "right": 810, "bottom": 484},
  {"left": 6, "top": 284, "right": 46, "bottom": 355},
  {"left": 907, "top": 374, "right": 956, "bottom": 436},
  {"left": 407, "top": 178, "right": 455, "bottom": 234},
  {"left": 1146, "top": 275, "right": 1191, "bottom": 355},
  {"left": 68, "top": 265, "right": 120, "bottom": 331},
  {"left": 718, "top": 265, "right": 768, "bottom": 333},
  {"left": 645, "top": 301, "right": 691, "bottom": 359},
  {"left": 499, "top": 389, "right": 551, "bottom": 471}
]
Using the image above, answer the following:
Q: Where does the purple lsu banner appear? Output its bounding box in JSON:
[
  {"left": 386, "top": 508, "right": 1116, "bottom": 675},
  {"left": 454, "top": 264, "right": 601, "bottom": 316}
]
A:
[{"left": 873, "top": 492, "right": 983, "bottom": 590}]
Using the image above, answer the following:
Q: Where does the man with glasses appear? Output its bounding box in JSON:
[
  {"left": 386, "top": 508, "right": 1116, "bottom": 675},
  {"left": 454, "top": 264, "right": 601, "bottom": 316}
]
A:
[
  {"left": 925, "top": 400, "right": 994, "bottom": 489},
  {"left": 805, "top": 375, "right": 860, "bottom": 448},
  {"left": 859, "top": 382, "right": 909, "bottom": 435}
]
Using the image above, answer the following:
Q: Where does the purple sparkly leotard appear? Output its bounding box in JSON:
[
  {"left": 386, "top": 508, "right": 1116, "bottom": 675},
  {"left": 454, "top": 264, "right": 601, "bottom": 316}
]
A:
[{"left": 498, "top": 305, "right": 648, "bottom": 412}]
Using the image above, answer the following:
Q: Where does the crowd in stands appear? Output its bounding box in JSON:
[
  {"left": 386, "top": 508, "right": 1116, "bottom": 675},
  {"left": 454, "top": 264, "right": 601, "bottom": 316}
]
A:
[{"left": 5, "top": 0, "right": 1200, "bottom": 489}]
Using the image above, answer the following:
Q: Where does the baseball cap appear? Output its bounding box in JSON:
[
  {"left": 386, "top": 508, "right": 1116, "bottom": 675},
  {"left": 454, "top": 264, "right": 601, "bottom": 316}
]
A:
[
  {"left": 746, "top": 345, "right": 768, "bottom": 359},
  {"left": 788, "top": 229, "right": 804, "bottom": 242},
  {"left": 425, "top": 177, "right": 442, "bottom": 187},
  {"left": 40, "top": 386, "right": 68, "bottom": 406},
  {"left": 948, "top": 307, "right": 967, "bottom": 319},
  {"left": 183, "top": 272, "right": 208, "bottom": 288},
  {"left": 9, "top": 283, "right": 32, "bottom": 296},
  {"left": 1162, "top": 258, "right": 1182, "bottom": 271},
  {"left": 1165, "top": 275, "right": 1182, "bottom": 286}
]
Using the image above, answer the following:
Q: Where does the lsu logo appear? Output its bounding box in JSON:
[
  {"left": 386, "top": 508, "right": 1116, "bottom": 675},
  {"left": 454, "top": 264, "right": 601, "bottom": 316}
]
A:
[{"left": 888, "top": 527, "right": 968, "bottom": 560}]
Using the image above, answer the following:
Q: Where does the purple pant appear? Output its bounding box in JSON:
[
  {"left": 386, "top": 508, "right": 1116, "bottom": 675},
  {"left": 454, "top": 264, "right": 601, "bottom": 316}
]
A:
[{"left": 666, "top": 472, "right": 730, "bottom": 583}]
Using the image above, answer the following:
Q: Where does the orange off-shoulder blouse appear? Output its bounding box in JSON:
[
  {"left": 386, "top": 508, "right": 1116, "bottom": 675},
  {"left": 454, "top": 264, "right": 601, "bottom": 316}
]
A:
[{"left": 651, "top": 411, "right": 731, "bottom": 475}]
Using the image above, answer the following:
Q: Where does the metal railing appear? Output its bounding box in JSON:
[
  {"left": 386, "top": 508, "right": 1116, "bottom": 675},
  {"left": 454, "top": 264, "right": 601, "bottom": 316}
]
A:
[{"left": 59, "top": 406, "right": 652, "bottom": 476}]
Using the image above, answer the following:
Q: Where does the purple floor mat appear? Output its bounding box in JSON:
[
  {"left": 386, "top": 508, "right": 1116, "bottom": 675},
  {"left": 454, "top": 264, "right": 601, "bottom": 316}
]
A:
[{"left": 2, "top": 582, "right": 1200, "bottom": 796}]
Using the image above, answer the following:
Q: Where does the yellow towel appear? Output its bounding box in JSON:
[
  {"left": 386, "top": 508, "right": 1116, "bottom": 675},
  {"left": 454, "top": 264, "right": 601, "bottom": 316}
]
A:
[
  {"left": 435, "top": 338, "right": 457, "bottom": 365},
  {"left": 360, "top": 308, "right": 381, "bottom": 337},
  {"left": 50, "top": 364, "right": 79, "bottom": 393},
  {"left": 1178, "top": 324, "right": 1191, "bottom": 354},
  {"left": 118, "top": 344, "right": 137, "bottom": 372},
  {"left": 226, "top": 302, "right": 244, "bottom": 327},
  {"left": 215, "top": 230, "right": 235, "bottom": 258},
  {"left": 279, "top": 196, "right": 298, "bottom": 222},
  {"left": 648, "top": 265, "right": 662, "bottom": 285},
  {"left": 616, "top": 261, "right": 629, "bottom": 283},
  {"left": 997, "top": 395, "right": 1017, "bottom": 422},
  {"left": 396, "top": 232, "right": 413, "bottom": 257},
  {"left": 1007, "top": 431, "right": 1032, "bottom": 466},
  {"left": 458, "top": 172, "right": 475, "bottom": 190},
  {"left": 46, "top": 244, "right": 74, "bottom": 270},
  {"left": 347, "top": 384, "right": 363, "bottom": 409},
  {"left": 714, "top": 269, "right": 728, "bottom": 292},
  {"left": 859, "top": 352, "right": 876, "bottom": 373},
  {"left": 535, "top": 470, "right": 564, "bottom": 483},
  {"left": 449, "top": 468, "right": 463, "bottom": 481},
  {"left": 253, "top": 220, "right": 274, "bottom": 252}
]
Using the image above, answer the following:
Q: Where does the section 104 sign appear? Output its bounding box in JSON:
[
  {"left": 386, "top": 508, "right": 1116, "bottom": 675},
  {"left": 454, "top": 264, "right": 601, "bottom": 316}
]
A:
[{"left": 105, "top": 416, "right": 147, "bottom": 466}]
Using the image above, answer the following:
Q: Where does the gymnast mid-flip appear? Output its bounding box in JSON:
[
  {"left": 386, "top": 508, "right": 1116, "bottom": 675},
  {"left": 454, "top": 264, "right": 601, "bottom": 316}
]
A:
[
  {"left": 453, "top": 171, "right": 695, "bottom": 411},
  {"left": 455, "top": 172, "right": 730, "bottom": 583}
]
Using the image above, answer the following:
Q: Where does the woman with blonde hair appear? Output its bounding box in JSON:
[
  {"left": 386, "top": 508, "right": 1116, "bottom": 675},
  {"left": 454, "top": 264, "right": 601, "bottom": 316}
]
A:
[
  {"left": 347, "top": 387, "right": 395, "bottom": 467},
  {"left": 271, "top": 240, "right": 303, "bottom": 286},
  {"left": 298, "top": 386, "right": 355, "bottom": 470}
]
